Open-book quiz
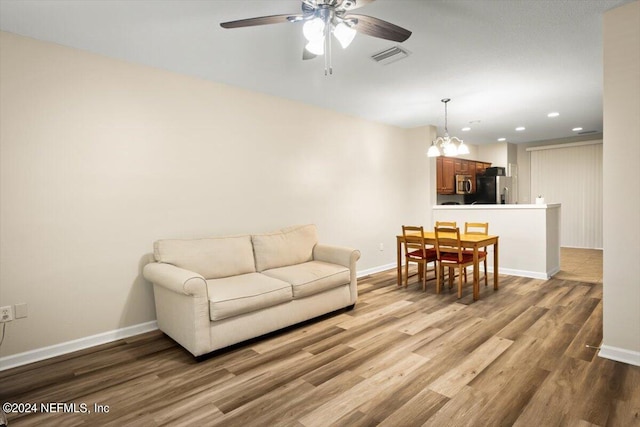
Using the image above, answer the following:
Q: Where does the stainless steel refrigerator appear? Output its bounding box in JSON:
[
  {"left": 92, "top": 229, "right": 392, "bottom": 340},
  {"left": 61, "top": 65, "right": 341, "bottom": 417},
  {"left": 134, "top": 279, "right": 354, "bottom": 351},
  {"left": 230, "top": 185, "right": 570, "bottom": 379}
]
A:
[{"left": 475, "top": 175, "right": 514, "bottom": 204}]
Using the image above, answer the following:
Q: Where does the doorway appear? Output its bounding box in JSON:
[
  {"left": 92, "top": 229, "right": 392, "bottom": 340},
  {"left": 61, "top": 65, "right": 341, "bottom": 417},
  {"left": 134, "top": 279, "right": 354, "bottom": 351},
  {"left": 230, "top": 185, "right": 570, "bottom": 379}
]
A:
[{"left": 554, "top": 247, "right": 603, "bottom": 283}]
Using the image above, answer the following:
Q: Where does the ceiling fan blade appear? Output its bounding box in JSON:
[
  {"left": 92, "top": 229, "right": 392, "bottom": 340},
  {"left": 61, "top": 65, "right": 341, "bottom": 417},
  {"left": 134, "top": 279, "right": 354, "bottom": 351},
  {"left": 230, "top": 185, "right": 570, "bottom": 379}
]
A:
[
  {"left": 220, "top": 14, "right": 301, "bottom": 29},
  {"left": 347, "top": 14, "right": 411, "bottom": 42},
  {"left": 341, "top": 0, "right": 375, "bottom": 11}
]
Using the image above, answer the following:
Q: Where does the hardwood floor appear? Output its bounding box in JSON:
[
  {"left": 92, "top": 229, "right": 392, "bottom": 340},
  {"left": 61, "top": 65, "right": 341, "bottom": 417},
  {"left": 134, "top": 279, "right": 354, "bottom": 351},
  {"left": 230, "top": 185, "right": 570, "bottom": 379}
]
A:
[
  {"left": 556, "top": 247, "right": 603, "bottom": 284},
  {"left": 2, "top": 267, "right": 639, "bottom": 426}
]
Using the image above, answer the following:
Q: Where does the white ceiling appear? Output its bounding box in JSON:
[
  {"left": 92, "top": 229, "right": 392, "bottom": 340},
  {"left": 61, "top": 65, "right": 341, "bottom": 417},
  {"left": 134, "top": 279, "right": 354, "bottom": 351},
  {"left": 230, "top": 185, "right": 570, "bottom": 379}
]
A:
[{"left": 0, "top": 0, "right": 632, "bottom": 145}]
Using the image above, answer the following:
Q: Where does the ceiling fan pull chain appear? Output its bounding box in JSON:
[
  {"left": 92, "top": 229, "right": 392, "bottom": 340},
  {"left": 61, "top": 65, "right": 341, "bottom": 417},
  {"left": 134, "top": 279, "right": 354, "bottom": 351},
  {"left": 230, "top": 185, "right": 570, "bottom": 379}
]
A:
[
  {"left": 328, "top": 24, "right": 333, "bottom": 75},
  {"left": 324, "top": 28, "right": 328, "bottom": 75}
]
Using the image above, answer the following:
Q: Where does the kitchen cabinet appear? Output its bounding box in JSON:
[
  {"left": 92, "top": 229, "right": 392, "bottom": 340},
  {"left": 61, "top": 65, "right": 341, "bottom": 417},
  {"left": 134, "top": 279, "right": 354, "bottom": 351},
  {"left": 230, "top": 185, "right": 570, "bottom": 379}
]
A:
[
  {"left": 476, "top": 162, "right": 491, "bottom": 174},
  {"left": 436, "top": 157, "right": 455, "bottom": 194},
  {"left": 437, "top": 157, "right": 491, "bottom": 195},
  {"left": 454, "top": 159, "right": 470, "bottom": 174}
]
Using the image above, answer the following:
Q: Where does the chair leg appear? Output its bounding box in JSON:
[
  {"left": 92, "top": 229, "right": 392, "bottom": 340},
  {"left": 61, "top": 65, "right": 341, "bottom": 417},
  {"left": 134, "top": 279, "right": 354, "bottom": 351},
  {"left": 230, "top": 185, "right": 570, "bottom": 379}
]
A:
[
  {"left": 448, "top": 267, "right": 454, "bottom": 289},
  {"left": 404, "top": 262, "right": 409, "bottom": 288},
  {"left": 422, "top": 262, "right": 427, "bottom": 291},
  {"left": 436, "top": 263, "right": 442, "bottom": 294},
  {"left": 484, "top": 259, "right": 488, "bottom": 286},
  {"left": 458, "top": 267, "right": 463, "bottom": 298}
]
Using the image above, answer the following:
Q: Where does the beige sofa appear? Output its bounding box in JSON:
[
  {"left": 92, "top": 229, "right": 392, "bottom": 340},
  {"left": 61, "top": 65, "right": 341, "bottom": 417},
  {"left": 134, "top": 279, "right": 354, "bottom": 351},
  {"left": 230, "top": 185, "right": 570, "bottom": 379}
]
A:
[{"left": 143, "top": 224, "right": 361, "bottom": 357}]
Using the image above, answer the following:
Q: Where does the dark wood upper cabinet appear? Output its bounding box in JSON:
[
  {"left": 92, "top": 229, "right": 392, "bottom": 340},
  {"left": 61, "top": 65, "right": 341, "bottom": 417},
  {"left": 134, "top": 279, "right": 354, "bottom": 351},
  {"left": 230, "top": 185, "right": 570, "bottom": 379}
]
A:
[
  {"left": 436, "top": 157, "right": 491, "bottom": 195},
  {"left": 436, "top": 157, "right": 455, "bottom": 194}
]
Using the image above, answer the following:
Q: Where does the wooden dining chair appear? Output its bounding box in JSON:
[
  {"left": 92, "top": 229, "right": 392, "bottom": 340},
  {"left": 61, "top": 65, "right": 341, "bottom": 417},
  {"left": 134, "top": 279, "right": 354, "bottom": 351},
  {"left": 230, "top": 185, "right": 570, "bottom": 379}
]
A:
[
  {"left": 464, "top": 222, "right": 489, "bottom": 286},
  {"left": 434, "top": 226, "right": 476, "bottom": 298},
  {"left": 402, "top": 225, "right": 437, "bottom": 291},
  {"left": 435, "top": 222, "right": 456, "bottom": 281}
]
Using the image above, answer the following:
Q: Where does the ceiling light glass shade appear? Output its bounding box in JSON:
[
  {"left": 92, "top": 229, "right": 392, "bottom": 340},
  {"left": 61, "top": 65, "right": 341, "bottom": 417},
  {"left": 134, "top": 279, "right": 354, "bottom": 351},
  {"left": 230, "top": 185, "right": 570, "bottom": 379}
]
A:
[
  {"left": 305, "top": 39, "right": 324, "bottom": 55},
  {"left": 443, "top": 137, "right": 459, "bottom": 156},
  {"left": 333, "top": 22, "right": 356, "bottom": 48},
  {"left": 427, "top": 143, "right": 441, "bottom": 157},
  {"left": 303, "top": 18, "right": 325, "bottom": 41},
  {"left": 457, "top": 140, "right": 470, "bottom": 155}
]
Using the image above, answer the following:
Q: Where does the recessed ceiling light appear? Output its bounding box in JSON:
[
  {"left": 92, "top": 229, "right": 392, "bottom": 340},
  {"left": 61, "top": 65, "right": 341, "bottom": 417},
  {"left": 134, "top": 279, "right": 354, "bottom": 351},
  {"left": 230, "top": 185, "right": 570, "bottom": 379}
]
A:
[
  {"left": 497, "top": 138, "right": 506, "bottom": 142},
  {"left": 515, "top": 126, "right": 526, "bottom": 131},
  {"left": 572, "top": 127, "right": 583, "bottom": 131},
  {"left": 547, "top": 112, "right": 560, "bottom": 117},
  {"left": 461, "top": 127, "right": 471, "bottom": 131}
]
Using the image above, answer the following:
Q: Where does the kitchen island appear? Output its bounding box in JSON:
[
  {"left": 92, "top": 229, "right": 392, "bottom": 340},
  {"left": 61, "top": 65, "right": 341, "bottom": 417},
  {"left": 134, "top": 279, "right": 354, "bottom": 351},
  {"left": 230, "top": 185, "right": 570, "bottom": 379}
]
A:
[{"left": 433, "top": 204, "right": 561, "bottom": 279}]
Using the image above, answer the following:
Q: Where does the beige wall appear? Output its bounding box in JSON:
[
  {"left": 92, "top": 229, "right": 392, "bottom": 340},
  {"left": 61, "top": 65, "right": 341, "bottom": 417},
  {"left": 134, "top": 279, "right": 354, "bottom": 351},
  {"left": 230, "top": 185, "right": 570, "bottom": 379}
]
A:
[
  {"left": 0, "top": 32, "right": 434, "bottom": 358},
  {"left": 602, "top": 0, "right": 640, "bottom": 364},
  {"left": 478, "top": 142, "right": 509, "bottom": 168}
]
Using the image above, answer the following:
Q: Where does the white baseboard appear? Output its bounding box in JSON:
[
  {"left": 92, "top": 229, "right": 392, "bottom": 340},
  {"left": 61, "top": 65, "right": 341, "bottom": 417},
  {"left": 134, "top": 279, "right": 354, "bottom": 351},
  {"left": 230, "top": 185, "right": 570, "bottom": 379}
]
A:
[
  {"left": 487, "top": 266, "right": 552, "bottom": 280},
  {"left": 359, "top": 263, "right": 554, "bottom": 281},
  {"left": 598, "top": 344, "right": 640, "bottom": 367},
  {"left": 0, "top": 321, "right": 158, "bottom": 371},
  {"left": 357, "top": 262, "right": 397, "bottom": 278}
]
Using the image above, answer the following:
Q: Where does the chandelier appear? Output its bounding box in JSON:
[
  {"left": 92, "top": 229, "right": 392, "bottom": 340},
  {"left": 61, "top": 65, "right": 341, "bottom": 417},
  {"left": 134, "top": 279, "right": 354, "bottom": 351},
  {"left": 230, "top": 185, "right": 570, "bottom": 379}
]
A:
[{"left": 427, "top": 98, "right": 470, "bottom": 157}]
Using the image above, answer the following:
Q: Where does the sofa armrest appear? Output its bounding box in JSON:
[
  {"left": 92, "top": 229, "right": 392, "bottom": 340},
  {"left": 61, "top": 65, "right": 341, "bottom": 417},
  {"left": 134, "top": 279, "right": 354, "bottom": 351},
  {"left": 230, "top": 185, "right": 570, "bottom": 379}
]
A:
[
  {"left": 314, "top": 244, "right": 361, "bottom": 305},
  {"left": 143, "top": 262, "right": 208, "bottom": 297},
  {"left": 313, "top": 244, "right": 361, "bottom": 269}
]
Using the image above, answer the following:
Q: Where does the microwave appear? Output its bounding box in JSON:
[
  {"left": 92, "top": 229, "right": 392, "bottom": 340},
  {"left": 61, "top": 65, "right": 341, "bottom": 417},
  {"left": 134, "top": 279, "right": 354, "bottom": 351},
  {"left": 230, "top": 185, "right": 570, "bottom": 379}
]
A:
[{"left": 456, "top": 174, "right": 473, "bottom": 194}]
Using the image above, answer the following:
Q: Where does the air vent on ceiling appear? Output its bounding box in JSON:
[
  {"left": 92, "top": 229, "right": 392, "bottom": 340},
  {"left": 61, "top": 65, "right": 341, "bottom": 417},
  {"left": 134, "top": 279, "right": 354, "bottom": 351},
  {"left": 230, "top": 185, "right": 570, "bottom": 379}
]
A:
[
  {"left": 371, "top": 46, "right": 410, "bottom": 65},
  {"left": 578, "top": 130, "right": 598, "bottom": 135}
]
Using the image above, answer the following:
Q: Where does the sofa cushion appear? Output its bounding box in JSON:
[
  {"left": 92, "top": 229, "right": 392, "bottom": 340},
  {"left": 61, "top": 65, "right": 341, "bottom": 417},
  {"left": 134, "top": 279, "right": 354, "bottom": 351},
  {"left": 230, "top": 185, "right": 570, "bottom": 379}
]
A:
[
  {"left": 262, "top": 261, "right": 350, "bottom": 299},
  {"left": 252, "top": 224, "right": 318, "bottom": 272},
  {"left": 206, "top": 273, "right": 292, "bottom": 321},
  {"left": 154, "top": 235, "right": 255, "bottom": 280}
]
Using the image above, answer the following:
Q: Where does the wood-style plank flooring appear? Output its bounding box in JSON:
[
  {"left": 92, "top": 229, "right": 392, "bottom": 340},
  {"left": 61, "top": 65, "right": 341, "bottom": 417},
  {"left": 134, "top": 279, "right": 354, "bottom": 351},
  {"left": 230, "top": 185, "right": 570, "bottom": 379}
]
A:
[{"left": 1, "top": 264, "right": 639, "bottom": 426}]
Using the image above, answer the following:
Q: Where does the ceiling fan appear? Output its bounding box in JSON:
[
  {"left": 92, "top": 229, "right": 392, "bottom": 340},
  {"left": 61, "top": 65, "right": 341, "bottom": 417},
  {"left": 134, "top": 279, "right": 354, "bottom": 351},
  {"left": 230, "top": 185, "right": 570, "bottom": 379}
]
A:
[{"left": 220, "top": 0, "right": 412, "bottom": 75}]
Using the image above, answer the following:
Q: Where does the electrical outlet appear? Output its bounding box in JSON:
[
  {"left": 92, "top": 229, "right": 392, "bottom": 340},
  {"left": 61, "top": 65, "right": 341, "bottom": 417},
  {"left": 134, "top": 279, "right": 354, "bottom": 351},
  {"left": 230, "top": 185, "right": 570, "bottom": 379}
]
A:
[{"left": 0, "top": 305, "right": 13, "bottom": 322}]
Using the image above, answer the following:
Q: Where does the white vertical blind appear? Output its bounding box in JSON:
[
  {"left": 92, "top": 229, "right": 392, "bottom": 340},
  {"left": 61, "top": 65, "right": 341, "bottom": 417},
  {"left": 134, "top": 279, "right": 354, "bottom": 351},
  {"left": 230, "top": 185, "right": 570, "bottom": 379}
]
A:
[{"left": 530, "top": 142, "right": 603, "bottom": 248}]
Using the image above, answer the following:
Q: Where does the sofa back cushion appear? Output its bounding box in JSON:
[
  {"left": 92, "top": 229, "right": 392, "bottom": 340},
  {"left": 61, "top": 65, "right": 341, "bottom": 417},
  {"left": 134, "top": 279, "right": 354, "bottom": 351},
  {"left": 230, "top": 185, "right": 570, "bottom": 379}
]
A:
[
  {"left": 252, "top": 224, "right": 318, "bottom": 272},
  {"left": 154, "top": 235, "right": 256, "bottom": 279}
]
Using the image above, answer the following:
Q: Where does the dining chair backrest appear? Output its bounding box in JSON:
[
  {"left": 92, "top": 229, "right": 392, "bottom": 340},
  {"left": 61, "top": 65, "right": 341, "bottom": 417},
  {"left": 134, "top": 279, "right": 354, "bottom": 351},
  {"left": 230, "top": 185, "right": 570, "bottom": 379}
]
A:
[
  {"left": 436, "top": 221, "right": 457, "bottom": 228},
  {"left": 434, "top": 226, "right": 464, "bottom": 263},
  {"left": 402, "top": 225, "right": 429, "bottom": 258},
  {"left": 464, "top": 222, "right": 489, "bottom": 235}
]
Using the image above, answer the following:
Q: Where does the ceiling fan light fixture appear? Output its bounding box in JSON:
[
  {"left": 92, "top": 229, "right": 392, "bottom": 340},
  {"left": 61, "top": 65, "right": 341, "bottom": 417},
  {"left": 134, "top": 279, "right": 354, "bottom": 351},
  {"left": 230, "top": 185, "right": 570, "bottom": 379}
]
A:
[
  {"left": 220, "top": 0, "right": 412, "bottom": 76},
  {"left": 305, "top": 39, "right": 325, "bottom": 55},
  {"left": 334, "top": 21, "right": 356, "bottom": 49},
  {"left": 303, "top": 17, "right": 325, "bottom": 42}
]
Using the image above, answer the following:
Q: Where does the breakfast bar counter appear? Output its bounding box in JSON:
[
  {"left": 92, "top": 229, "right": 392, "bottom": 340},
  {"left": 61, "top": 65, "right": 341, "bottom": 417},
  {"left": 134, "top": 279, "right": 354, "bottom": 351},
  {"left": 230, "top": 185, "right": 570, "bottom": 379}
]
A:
[{"left": 432, "top": 204, "right": 561, "bottom": 279}]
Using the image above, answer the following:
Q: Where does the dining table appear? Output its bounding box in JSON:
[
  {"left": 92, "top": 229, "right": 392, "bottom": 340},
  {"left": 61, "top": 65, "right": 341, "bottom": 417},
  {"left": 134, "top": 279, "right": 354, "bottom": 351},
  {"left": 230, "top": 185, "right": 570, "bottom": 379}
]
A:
[{"left": 396, "top": 230, "right": 499, "bottom": 301}]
